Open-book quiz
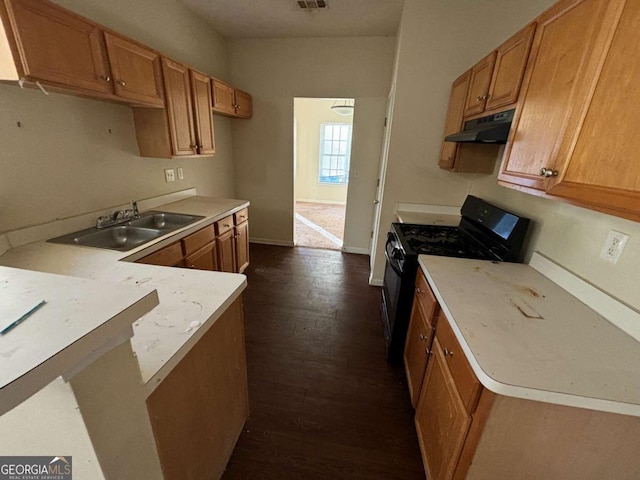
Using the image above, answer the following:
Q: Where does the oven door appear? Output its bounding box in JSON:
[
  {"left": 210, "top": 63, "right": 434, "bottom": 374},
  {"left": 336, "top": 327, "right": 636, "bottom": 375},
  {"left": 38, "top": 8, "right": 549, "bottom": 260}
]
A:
[{"left": 382, "top": 231, "right": 403, "bottom": 352}]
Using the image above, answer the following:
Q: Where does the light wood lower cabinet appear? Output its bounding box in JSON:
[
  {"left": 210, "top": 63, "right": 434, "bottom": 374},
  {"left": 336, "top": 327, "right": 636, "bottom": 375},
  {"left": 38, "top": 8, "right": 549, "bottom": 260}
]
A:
[
  {"left": 216, "top": 216, "right": 236, "bottom": 273},
  {"left": 408, "top": 268, "right": 640, "bottom": 480},
  {"left": 136, "top": 209, "right": 249, "bottom": 273},
  {"left": 404, "top": 269, "right": 439, "bottom": 408},
  {"left": 146, "top": 297, "right": 248, "bottom": 480}
]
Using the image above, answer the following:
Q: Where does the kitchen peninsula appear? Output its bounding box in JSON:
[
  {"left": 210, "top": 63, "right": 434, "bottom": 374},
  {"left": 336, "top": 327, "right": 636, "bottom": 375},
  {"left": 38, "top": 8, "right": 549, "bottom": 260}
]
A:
[{"left": 0, "top": 193, "right": 250, "bottom": 480}]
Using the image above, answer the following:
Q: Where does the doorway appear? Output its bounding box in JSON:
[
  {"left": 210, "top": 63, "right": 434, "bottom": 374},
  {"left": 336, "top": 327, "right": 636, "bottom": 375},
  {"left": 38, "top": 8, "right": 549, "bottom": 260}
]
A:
[{"left": 294, "top": 97, "right": 355, "bottom": 250}]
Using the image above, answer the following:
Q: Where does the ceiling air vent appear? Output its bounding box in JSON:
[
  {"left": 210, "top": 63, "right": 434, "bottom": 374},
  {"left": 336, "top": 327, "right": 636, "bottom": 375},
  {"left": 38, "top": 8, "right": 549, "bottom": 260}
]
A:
[{"left": 297, "top": 0, "right": 328, "bottom": 11}]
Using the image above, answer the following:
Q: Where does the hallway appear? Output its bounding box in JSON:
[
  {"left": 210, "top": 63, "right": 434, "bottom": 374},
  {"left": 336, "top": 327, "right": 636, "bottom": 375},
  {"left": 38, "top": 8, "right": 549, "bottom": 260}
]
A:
[{"left": 222, "top": 244, "right": 424, "bottom": 479}]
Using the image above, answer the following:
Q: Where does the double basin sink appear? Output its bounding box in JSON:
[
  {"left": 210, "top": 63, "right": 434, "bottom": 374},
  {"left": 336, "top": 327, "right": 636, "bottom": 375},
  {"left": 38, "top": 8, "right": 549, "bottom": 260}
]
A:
[{"left": 48, "top": 212, "right": 204, "bottom": 251}]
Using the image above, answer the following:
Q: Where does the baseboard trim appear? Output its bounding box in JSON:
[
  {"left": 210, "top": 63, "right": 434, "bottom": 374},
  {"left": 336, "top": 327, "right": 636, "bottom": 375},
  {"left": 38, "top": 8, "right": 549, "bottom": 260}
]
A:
[
  {"left": 296, "top": 199, "right": 346, "bottom": 206},
  {"left": 250, "top": 238, "right": 295, "bottom": 247},
  {"left": 341, "top": 246, "right": 369, "bottom": 255}
]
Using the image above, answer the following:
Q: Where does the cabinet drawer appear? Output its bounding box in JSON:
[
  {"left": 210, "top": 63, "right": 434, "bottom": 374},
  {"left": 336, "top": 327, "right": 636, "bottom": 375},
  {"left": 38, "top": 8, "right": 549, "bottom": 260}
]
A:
[
  {"left": 234, "top": 208, "right": 248, "bottom": 225},
  {"left": 415, "top": 269, "right": 438, "bottom": 328},
  {"left": 215, "top": 215, "right": 234, "bottom": 235},
  {"left": 182, "top": 225, "right": 215, "bottom": 256},
  {"left": 436, "top": 312, "right": 481, "bottom": 414},
  {"left": 137, "top": 241, "right": 183, "bottom": 267}
]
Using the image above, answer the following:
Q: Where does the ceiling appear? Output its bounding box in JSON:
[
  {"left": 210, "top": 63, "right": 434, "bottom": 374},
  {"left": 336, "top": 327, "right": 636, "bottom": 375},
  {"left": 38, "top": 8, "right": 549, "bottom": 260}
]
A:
[{"left": 178, "top": 0, "right": 404, "bottom": 39}]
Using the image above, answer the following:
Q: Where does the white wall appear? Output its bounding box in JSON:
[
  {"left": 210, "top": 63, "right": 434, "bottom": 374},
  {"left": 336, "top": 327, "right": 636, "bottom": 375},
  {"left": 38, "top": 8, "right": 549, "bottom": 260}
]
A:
[
  {"left": 371, "top": 0, "right": 557, "bottom": 281},
  {"left": 228, "top": 36, "right": 394, "bottom": 249},
  {"left": 0, "top": 0, "right": 234, "bottom": 233},
  {"left": 294, "top": 98, "right": 351, "bottom": 205}
]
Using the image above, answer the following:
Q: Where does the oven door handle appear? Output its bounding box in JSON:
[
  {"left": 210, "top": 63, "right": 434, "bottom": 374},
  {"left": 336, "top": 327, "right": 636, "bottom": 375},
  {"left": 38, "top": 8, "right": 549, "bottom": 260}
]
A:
[{"left": 384, "top": 250, "right": 403, "bottom": 277}]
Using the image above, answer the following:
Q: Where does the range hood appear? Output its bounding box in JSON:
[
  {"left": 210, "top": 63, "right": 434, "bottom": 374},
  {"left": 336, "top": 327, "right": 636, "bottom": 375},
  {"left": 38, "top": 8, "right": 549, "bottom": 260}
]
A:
[{"left": 445, "top": 109, "right": 515, "bottom": 144}]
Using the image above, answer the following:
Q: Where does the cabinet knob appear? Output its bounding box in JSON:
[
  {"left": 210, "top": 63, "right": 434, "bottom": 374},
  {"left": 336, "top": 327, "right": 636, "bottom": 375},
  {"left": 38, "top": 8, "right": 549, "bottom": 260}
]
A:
[
  {"left": 539, "top": 167, "right": 559, "bottom": 177},
  {"left": 477, "top": 96, "right": 483, "bottom": 102},
  {"left": 100, "top": 75, "right": 111, "bottom": 82},
  {"left": 116, "top": 80, "right": 126, "bottom": 86},
  {"left": 444, "top": 347, "right": 453, "bottom": 357},
  {"left": 426, "top": 348, "right": 431, "bottom": 355},
  {"left": 419, "top": 333, "right": 426, "bottom": 341},
  {"left": 416, "top": 287, "right": 423, "bottom": 294}
]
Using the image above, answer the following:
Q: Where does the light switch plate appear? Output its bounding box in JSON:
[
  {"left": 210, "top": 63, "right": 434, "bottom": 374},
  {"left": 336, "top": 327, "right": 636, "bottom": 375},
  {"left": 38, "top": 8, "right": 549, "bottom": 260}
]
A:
[
  {"left": 600, "top": 230, "right": 629, "bottom": 264},
  {"left": 177, "top": 167, "right": 184, "bottom": 180},
  {"left": 164, "top": 168, "right": 175, "bottom": 182}
]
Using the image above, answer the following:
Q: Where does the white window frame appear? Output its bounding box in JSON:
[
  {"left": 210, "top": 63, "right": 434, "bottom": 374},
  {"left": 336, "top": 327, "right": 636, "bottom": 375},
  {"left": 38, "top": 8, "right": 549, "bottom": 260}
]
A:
[{"left": 318, "top": 122, "right": 352, "bottom": 185}]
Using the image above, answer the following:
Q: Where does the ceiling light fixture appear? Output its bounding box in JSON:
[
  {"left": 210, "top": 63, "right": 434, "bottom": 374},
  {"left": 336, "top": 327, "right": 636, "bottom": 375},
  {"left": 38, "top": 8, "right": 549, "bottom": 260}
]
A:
[{"left": 331, "top": 99, "right": 354, "bottom": 116}]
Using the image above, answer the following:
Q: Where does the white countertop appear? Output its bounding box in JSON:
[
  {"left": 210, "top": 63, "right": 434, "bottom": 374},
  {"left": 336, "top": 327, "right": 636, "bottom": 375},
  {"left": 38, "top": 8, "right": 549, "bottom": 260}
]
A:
[
  {"left": 0, "top": 266, "right": 158, "bottom": 415},
  {"left": 0, "top": 196, "right": 249, "bottom": 394},
  {"left": 395, "top": 202, "right": 460, "bottom": 226},
  {"left": 419, "top": 255, "right": 640, "bottom": 417}
]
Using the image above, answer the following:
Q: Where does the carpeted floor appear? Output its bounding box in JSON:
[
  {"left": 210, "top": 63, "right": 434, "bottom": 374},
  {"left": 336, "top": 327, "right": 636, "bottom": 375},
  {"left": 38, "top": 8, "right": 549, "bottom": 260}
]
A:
[{"left": 295, "top": 202, "right": 346, "bottom": 250}]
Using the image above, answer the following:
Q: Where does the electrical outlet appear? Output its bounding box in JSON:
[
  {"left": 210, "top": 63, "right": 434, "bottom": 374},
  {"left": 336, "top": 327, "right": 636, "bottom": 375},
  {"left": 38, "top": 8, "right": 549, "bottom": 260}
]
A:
[
  {"left": 164, "top": 168, "right": 175, "bottom": 182},
  {"left": 600, "top": 230, "right": 629, "bottom": 264},
  {"left": 177, "top": 167, "right": 184, "bottom": 180}
]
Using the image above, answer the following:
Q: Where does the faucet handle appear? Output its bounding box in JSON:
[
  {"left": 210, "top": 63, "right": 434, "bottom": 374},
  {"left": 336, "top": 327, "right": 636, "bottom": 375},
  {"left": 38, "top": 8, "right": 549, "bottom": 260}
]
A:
[
  {"left": 96, "top": 215, "right": 111, "bottom": 228},
  {"left": 131, "top": 200, "right": 139, "bottom": 218}
]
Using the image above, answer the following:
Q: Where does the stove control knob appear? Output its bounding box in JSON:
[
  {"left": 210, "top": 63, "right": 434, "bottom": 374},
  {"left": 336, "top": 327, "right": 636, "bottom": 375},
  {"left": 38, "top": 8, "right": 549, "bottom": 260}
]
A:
[{"left": 391, "top": 247, "right": 402, "bottom": 260}]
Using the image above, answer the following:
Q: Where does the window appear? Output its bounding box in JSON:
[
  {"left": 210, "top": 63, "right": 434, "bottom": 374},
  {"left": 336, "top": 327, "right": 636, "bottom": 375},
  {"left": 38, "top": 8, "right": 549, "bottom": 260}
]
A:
[{"left": 319, "top": 123, "right": 352, "bottom": 184}]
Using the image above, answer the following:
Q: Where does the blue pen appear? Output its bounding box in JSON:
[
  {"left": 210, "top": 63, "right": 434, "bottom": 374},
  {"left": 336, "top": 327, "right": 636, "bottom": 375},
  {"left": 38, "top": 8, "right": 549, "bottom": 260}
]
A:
[{"left": 1, "top": 300, "right": 46, "bottom": 335}]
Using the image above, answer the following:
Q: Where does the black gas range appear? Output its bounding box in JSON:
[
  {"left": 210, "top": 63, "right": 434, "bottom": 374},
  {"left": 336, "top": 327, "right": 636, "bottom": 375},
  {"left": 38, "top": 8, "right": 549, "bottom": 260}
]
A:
[{"left": 382, "top": 195, "right": 530, "bottom": 362}]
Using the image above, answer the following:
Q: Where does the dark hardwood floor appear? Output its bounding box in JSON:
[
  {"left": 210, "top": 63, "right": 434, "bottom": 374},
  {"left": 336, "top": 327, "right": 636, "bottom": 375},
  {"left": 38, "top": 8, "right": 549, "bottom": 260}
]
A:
[{"left": 222, "top": 244, "right": 424, "bottom": 479}]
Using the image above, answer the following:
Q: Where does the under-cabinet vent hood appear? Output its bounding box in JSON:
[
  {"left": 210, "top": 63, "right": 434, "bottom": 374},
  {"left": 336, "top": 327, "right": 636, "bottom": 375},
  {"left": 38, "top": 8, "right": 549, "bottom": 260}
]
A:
[{"left": 445, "top": 109, "right": 515, "bottom": 144}]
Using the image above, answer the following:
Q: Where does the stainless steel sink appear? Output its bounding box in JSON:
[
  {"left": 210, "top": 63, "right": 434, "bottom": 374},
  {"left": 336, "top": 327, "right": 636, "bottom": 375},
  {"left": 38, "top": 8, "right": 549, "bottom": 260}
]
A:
[
  {"left": 48, "top": 211, "right": 204, "bottom": 251},
  {"left": 127, "top": 212, "right": 203, "bottom": 231}
]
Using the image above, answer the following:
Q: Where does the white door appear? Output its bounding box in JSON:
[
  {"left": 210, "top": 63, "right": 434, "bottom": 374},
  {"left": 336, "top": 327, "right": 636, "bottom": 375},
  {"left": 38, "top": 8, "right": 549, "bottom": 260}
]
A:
[{"left": 369, "top": 83, "right": 396, "bottom": 279}]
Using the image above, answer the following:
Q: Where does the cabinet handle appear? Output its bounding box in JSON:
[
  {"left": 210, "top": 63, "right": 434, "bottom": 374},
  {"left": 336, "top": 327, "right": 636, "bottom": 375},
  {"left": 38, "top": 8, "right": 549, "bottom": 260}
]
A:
[
  {"left": 116, "top": 80, "right": 126, "bottom": 86},
  {"left": 416, "top": 287, "right": 423, "bottom": 294},
  {"left": 444, "top": 347, "right": 453, "bottom": 357},
  {"left": 477, "top": 96, "right": 483, "bottom": 102},
  {"left": 426, "top": 348, "right": 431, "bottom": 355},
  {"left": 484, "top": 94, "right": 490, "bottom": 100},
  {"left": 539, "top": 167, "right": 559, "bottom": 178},
  {"left": 100, "top": 75, "right": 111, "bottom": 82}
]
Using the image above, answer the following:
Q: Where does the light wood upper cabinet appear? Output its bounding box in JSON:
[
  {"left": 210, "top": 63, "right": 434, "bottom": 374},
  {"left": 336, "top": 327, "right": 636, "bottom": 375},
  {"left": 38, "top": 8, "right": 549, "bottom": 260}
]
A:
[
  {"left": 439, "top": 71, "right": 471, "bottom": 171},
  {"left": 463, "top": 52, "right": 496, "bottom": 117},
  {"left": 485, "top": 23, "right": 536, "bottom": 111},
  {"left": 103, "top": 32, "right": 163, "bottom": 107},
  {"left": 463, "top": 23, "right": 535, "bottom": 118},
  {"left": 133, "top": 60, "right": 218, "bottom": 158},
  {"left": 211, "top": 78, "right": 236, "bottom": 116},
  {"left": 212, "top": 78, "right": 253, "bottom": 119},
  {"left": 234, "top": 89, "right": 252, "bottom": 119},
  {"left": 0, "top": 0, "right": 112, "bottom": 94},
  {"left": 498, "top": 0, "right": 639, "bottom": 220},
  {"left": 190, "top": 70, "right": 216, "bottom": 155},
  {"left": 0, "top": 0, "right": 165, "bottom": 107},
  {"left": 162, "top": 58, "right": 197, "bottom": 156}
]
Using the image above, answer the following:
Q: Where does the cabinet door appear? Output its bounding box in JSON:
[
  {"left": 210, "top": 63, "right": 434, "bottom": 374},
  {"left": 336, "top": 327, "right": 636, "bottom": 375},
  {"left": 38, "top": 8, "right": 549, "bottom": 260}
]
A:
[
  {"left": 415, "top": 336, "right": 471, "bottom": 480},
  {"left": 545, "top": 0, "right": 640, "bottom": 217},
  {"left": 403, "top": 301, "right": 434, "bottom": 408},
  {"left": 2, "top": 0, "right": 111, "bottom": 93},
  {"left": 234, "top": 89, "right": 252, "bottom": 118},
  {"left": 439, "top": 71, "right": 471, "bottom": 170},
  {"left": 216, "top": 229, "right": 236, "bottom": 273},
  {"left": 103, "top": 32, "right": 163, "bottom": 107},
  {"left": 234, "top": 221, "right": 249, "bottom": 274},
  {"left": 485, "top": 23, "right": 536, "bottom": 111},
  {"left": 498, "top": 0, "right": 621, "bottom": 191},
  {"left": 190, "top": 70, "right": 216, "bottom": 155},
  {"left": 136, "top": 242, "right": 183, "bottom": 267},
  {"left": 161, "top": 58, "right": 197, "bottom": 156},
  {"left": 463, "top": 52, "right": 497, "bottom": 117},
  {"left": 211, "top": 78, "right": 236, "bottom": 116},
  {"left": 185, "top": 242, "right": 218, "bottom": 271}
]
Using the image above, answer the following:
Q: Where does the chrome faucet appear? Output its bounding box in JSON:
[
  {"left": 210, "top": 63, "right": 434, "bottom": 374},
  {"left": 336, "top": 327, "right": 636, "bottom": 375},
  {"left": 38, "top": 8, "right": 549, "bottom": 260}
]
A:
[{"left": 95, "top": 201, "right": 140, "bottom": 228}]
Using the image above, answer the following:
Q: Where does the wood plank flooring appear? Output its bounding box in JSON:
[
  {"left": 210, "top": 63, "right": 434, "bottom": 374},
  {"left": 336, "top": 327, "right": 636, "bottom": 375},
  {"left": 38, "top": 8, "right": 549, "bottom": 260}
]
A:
[{"left": 222, "top": 244, "right": 424, "bottom": 479}]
